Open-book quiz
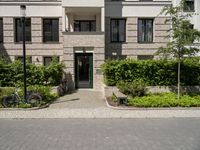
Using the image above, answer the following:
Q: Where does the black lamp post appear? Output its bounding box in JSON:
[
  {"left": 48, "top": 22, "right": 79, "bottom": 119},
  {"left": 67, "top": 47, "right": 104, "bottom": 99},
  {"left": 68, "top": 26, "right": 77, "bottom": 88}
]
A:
[{"left": 20, "top": 5, "right": 27, "bottom": 103}]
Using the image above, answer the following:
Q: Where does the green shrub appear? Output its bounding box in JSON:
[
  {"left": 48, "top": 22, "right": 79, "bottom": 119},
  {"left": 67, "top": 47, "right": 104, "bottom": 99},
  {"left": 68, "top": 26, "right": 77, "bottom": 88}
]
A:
[
  {"left": 101, "top": 58, "right": 200, "bottom": 86},
  {"left": 0, "top": 87, "right": 15, "bottom": 107},
  {"left": 0, "top": 86, "right": 58, "bottom": 108},
  {"left": 27, "top": 85, "right": 58, "bottom": 103},
  {"left": 117, "top": 79, "right": 147, "bottom": 97},
  {"left": 0, "top": 58, "right": 64, "bottom": 87},
  {"left": 128, "top": 93, "right": 200, "bottom": 107}
]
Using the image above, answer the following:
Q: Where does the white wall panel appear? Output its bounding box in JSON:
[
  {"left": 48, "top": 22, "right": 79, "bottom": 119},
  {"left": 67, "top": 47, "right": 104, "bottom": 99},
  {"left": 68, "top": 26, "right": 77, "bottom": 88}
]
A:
[{"left": 0, "top": 5, "right": 62, "bottom": 17}]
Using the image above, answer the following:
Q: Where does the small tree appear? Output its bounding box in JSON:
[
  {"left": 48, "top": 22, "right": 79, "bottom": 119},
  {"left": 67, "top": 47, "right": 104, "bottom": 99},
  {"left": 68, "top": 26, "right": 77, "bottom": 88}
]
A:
[{"left": 158, "top": 0, "right": 200, "bottom": 99}]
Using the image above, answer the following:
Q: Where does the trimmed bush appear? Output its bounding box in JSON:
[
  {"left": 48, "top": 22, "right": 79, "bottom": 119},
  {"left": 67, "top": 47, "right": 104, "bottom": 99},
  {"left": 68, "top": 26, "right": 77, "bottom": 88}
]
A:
[
  {"left": 0, "top": 58, "right": 64, "bottom": 87},
  {"left": 117, "top": 79, "right": 147, "bottom": 97},
  {"left": 101, "top": 58, "right": 200, "bottom": 86}
]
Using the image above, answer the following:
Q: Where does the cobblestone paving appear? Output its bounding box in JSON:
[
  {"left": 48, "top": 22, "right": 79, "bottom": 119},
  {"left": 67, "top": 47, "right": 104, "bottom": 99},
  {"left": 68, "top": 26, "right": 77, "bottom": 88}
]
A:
[
  {"left": 0, "top": 90, "right": 200, "bottom": 119},
  {"left": 0, "top": 118, "right": 200, "bottom": 150}
]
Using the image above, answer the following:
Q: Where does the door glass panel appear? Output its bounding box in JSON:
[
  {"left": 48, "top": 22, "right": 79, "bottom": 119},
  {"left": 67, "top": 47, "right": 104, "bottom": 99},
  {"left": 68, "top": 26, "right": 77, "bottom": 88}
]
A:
[{"left": 75, "top": 54, "right": 93, "bottom": 88}]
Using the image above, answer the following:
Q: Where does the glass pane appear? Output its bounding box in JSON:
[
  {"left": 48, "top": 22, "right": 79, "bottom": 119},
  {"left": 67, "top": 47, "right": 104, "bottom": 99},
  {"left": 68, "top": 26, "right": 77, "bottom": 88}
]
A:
[
  {"left": 138, "top": 19, "right": 153, "bottom": 43},
  {"left": 44, "top": 57, "right": 52, "bottom": 66},
  {"left": 74, "top": 21, "right": 80, "bottom": 32},
  {"left": 15, "top": 18, "right": 31, "bottom": 42},
  {"left": 91, "top": 21, "right": 96, "bottom": 32},
  {"left": 138, "top": 19, "right": 144, "bottom": 42},
  {"left": 119, "top": 20, "right": 125, "bottom": 42},
  {"left": 25, "top": 19, "right": 31, "bottom": 42},
  {"left": 146, "top": 20, "right": 153, "bottom": 42},
  {"left": 52, "top": 19, "right": 59, "bottom": 41},
  {"left": 16, "top": 19, "right": 22, "bottom": 42},
  {"left": 111, "top": 20, "right": 118, "bottom": 42},
  {"left": 80, "top": 21, "right": 90, "bottom": 32},
  {"left": 43, "top": 19, "right": 59, "bottom": 42}
]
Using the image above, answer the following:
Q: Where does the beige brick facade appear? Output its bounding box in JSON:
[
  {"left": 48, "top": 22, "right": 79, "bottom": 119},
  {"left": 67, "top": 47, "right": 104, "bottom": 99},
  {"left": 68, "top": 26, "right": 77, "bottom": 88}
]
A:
[
  {"left": 0, "top": 16, "right": 170, "bottom": 90},
  {"left": 1, "top": 17, "right": 63, "bottom": 65},
  {"left": 63, "top": 33, "right": 105, "bottom": 90},
  {"left": 105, "top": 17, "right": 170, "bottom": 59}
]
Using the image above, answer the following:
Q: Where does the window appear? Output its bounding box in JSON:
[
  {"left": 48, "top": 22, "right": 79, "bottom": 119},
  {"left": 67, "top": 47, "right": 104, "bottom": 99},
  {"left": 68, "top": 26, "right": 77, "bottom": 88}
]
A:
[
  {"left": 15, "top": 56, "right": 32, "bottom": 63},
  {"left": 111, "top": 19, "right": 126, "bottom": 42},
  {"left": 138, "top": 55, "right": 154, "bottom": 60},
  {"left": 138, "top": 19, "right": 153, "bottom": 43},
  {"left": 0, "top": 18, "right": 3, "bottom": 43},
  {"left": 189, "top": 24, "right": 194, "bottom": 29},
  {"left": 184, "top": 0, "right": 195, "bottom": 12},
  {"left": 43, "top": 56, "right": 59, "bottom": 66},
  {"left": 43, "top": 19, "right": 59, "bottom": 42},
  {"left": 74, "top": 20, "right": 96, "bottom": 32},
  {"left": 15, "top": 18, "right": 31, "bottom": 42}
]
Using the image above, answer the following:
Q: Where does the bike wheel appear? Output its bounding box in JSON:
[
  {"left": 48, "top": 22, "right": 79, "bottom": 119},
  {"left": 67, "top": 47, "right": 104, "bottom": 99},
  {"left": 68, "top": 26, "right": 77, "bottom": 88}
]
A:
[
  {"left": 2, "top": 95, "right": 16, "bottom": 108},
  {"left": 28, "top": 94, "right": 42, "bottom": 106}
]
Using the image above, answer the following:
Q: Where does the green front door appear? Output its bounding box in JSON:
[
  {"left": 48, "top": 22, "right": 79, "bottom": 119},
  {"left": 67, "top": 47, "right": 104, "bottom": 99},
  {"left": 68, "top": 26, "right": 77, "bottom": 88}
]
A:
[{"left": 75, "top": 53, "right": 93, "bottom": 88}]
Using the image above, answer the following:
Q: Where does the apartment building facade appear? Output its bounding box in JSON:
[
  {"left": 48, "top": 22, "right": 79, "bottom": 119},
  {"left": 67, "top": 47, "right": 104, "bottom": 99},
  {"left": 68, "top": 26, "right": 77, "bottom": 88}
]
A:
[{"left": 0, "top": 0, "right": 198, "bottom": 90}]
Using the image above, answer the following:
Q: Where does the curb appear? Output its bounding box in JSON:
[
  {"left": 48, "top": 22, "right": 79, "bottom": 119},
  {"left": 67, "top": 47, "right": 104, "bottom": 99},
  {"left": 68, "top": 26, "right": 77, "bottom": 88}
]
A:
[
  {"left": 0, "top": 103, "right": 50, "bottom": 111},
  {"left": 105, "top": 97, "right": 200, "bottom": 111}
]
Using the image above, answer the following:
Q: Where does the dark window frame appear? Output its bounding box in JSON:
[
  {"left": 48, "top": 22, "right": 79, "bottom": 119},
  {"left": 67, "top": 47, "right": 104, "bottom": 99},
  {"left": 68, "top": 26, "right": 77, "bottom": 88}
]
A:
[
  {"left": 183, "top": 0, "right": 195, "bottom": 12},
  {"left": 138, "top": 18, "right": 154, "bottom": 43},
  {"left": 0, "top": 18, "right": 3, "bottom": 43},
  {"left": 43, "top": 18, "right": 59, "bottom": 43},
  {"left": 15, "top": 56, "right": 32, "bottom": 63},
  {"left": 74, "top": 20, "right": 96, "bottom": 32},
  {"left": 14, "top": 18, "right": 32, "bottom": 43},
  {"left": 43, "top": 56, "right": 59, "bottom": 66},
  {"left": 110, "top": 18, "right": 126, "bottom": 43}
]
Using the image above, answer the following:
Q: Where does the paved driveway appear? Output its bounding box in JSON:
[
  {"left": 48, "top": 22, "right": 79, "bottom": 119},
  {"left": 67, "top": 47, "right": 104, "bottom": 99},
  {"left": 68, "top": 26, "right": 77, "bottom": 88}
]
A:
[
  {"left": 1, "top": 89, "right": 200, "bottom": 118},
  {"left": 49, "top": 89, "right": 105, "bottom": 109}
]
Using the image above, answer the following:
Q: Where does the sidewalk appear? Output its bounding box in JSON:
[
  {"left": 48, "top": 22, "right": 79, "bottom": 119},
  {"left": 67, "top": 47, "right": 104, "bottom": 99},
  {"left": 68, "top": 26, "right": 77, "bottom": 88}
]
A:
[{"left": 0, "top": 90, "right": 200, "bottom": 119}]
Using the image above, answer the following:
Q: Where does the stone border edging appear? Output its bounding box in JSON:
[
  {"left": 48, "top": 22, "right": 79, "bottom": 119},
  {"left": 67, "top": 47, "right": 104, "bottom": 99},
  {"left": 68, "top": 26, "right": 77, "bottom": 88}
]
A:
[
  {"left": 0, "top": 103, "right": 50, "bottom": 111},
  {"left": 105, "top": 97, "right": 200, "bottom": 111}
]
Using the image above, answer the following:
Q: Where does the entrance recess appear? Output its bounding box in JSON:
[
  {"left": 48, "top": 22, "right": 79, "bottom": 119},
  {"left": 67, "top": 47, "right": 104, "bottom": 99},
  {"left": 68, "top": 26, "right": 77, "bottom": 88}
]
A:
[{"left": 75, "top": 53, "right": 93, "bottom": 88}]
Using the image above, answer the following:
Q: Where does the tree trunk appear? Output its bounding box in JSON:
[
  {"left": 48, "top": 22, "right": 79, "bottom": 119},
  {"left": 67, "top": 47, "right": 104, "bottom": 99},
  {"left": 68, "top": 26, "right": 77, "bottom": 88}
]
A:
[{"left": 177, "top": 59, "right": 180, "bottom": 100}]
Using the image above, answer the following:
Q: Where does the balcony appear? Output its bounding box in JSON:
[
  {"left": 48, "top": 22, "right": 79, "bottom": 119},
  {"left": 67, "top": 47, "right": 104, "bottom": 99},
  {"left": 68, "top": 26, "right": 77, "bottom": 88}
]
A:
[
  {"left": 62, "top": 0, "right": 104, "bottom": 7},
  {"left": 62, "top": 7, "right": 105, "bottom": 32}
]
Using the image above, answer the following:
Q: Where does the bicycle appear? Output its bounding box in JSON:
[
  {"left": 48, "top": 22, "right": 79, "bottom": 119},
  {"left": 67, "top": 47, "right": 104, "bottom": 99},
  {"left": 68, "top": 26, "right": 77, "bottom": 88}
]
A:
[{"left": 2, "top": 87, "right": 42, "bottom": 108}]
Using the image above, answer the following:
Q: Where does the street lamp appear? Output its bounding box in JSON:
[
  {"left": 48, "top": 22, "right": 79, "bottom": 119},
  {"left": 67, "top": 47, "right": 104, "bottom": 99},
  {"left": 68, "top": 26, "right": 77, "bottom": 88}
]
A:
[{"left": 20, "top": 5, "right": 27, "bottom": 103}]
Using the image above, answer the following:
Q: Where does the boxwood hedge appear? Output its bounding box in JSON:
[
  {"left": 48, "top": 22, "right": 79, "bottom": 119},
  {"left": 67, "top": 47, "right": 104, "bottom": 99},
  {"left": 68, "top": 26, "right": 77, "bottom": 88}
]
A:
[
  {"left": 101, "top": 58, "right": 200, "bottom": 86},
  {"left": 0, "top": 58, "right": 64, "bottom": 87}
]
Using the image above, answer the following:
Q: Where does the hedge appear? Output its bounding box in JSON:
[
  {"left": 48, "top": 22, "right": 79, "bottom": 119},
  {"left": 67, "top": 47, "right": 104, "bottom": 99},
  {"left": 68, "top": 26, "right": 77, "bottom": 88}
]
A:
[
  {"left": 101, "top": 58, "right": 200, "bottom": 86},
  {"left": 0, "top": 58, "right": 64, "bottom": 87}
]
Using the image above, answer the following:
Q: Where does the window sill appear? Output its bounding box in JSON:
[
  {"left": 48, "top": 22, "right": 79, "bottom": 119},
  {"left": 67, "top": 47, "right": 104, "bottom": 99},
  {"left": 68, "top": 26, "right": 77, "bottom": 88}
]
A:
[
  {"left": 43, "top": 42, "right": 60, "bottom": 44},
  {"left": 15, "top": 42, "right": 32, "bottom": 44},
  {"left": 110, "top": 41, "right": 127, "bottom": 44},
  {"left": 138, "top": 42, "right": 154, "bottom": 44}
]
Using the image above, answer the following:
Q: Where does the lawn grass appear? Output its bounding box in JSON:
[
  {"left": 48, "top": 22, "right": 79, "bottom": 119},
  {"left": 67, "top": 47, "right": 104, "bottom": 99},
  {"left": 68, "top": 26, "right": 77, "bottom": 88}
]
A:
[{"left": 128, "top": 93, "right": 200, "bottom": 107}]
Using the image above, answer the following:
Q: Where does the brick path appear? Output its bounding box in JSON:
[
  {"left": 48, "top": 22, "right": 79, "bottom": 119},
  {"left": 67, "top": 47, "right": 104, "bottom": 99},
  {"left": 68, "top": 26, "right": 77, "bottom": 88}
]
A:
[{"left": 0, "top": 89, "right": 200, "bottom": 118}]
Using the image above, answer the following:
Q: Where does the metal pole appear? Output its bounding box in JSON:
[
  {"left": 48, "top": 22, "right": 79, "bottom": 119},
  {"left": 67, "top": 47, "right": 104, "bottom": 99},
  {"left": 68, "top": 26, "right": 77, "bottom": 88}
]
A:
[{"left": 22, "top": 17, "right": 27, "bottom": 103}]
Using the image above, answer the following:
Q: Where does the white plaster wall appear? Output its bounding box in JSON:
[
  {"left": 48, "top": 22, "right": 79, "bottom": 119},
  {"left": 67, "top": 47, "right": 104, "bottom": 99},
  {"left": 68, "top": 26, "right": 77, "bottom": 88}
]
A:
[
  {"left": 0, "top": 5, "right": 62, "bottom": 17},
  {"left": 105, "top": 3, "right": 171, "bottom": 17},
  {"left": 62, "top": 0, "right": 104, "bottom": 7}
]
